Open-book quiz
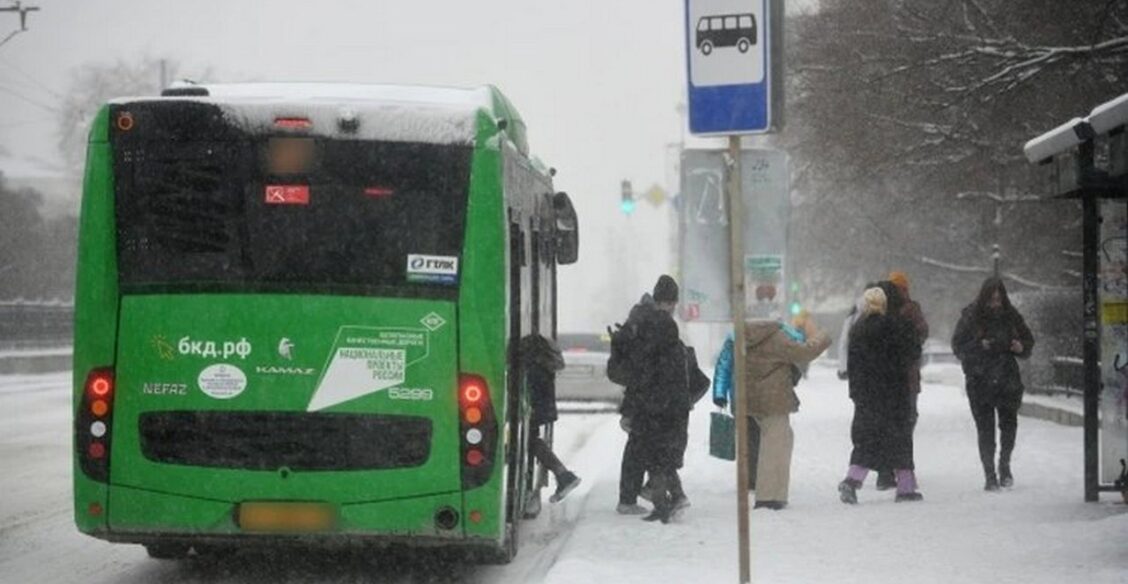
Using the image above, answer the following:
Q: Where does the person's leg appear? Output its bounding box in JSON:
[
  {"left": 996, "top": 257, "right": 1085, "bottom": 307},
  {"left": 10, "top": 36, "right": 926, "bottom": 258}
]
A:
[
  {"left": 907, "top": 390, "right": 919, "bottom": 467},
  {"left": 619, "top": 429, "right": 647, "bottom": 506},
  {"left": 669, "top": 471, "right": 686, "bottom": 501},
  {"left": 753, "top": 414, "right": 793, "bottom": 505},
  {"left": 641, "top": 468, "right": 676, "bottom": 523},
  {"left": 531, "top": 436, "right": 567, "bottom": 477},
  {"left": 968, "top": 398, "right": 999, "bottom": 488},
  {"left": 746, "top": 415, "right": 760, "bottom": 489},
  {"left": 997, "top": 401, "right": 1019, "bottom": 486}
]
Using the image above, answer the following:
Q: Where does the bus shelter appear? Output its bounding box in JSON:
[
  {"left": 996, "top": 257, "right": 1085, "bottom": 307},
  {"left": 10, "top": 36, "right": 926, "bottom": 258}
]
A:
[{"left": 1024, "top": 93, "right": 1128, "bottom": 501}]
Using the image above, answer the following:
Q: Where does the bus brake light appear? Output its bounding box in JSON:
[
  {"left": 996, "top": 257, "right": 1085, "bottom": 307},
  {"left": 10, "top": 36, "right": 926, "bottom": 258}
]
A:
[
  {"left": 85, "top": 370, "right": 114, "bottom": 400},
  {"left": 459, "top": 376, "right": 488, "bottom": 407},
  {"left": 274, "top": 117, "right": 313, "bottom": 130}
]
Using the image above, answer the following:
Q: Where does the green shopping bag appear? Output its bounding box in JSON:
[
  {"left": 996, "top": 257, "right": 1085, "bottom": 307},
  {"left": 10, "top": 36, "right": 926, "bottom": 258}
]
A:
[{"left": 709, "top": 411, "right": 736, "bottom": 461}]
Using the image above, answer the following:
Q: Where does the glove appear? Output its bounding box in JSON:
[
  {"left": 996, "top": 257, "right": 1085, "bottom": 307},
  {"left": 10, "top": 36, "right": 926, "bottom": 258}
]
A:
[
  {"left": 713, "top": 398, "right": 727, "bottom": 409},
  {"left": 619, "top": 416, "right": 632, "bottom": 433}
]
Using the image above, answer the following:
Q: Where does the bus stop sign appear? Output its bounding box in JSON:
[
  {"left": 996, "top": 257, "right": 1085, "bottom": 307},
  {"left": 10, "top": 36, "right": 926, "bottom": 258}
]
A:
[{"left": 685, "top": 0, "right": 776, "bottom": 135}]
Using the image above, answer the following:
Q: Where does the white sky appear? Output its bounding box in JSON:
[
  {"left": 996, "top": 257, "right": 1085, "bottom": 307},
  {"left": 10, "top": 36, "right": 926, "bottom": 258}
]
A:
[{"left": 0, "top": 0, "right": 815, "bottom": 331}]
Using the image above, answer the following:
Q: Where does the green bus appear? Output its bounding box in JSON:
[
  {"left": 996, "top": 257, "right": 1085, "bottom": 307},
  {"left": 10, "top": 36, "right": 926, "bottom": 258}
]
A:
[{"left": 72, "top": 83, "right": 579, "bottom": 562}]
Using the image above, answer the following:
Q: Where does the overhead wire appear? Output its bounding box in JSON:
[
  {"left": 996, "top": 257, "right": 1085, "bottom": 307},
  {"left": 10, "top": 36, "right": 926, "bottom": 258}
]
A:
[
  {"left": 0, "top": 84, "right": 56, "bottom": 112},
  {"left": 0, "top": 55, "right": 63, "bottom": 100}
]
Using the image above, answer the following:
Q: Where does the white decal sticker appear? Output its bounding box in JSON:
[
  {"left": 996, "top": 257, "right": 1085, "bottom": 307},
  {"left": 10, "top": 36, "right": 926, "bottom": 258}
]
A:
[
  {"left": 308, "top": 327, "right": 430, "bottom": 411},
  {"left": 198, "top": 364, "right": 248, "bottom": 399},
  {"left": 420, "top": 312, "right": 447, "bottom": 331},
  {"left": 406, "top": 254, "right": 459, "bottom": 284}
]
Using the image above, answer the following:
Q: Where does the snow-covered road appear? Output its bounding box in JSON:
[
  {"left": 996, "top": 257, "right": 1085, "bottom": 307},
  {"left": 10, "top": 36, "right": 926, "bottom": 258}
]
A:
[{"left": 1, "top": 366, "right": 1124, "bottom": 583}]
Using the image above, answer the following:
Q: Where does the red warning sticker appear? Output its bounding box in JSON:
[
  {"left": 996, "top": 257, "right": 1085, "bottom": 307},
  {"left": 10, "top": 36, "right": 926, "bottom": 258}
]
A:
[{"left": 265, "top": 185, "right": 310, "bottom": 205}]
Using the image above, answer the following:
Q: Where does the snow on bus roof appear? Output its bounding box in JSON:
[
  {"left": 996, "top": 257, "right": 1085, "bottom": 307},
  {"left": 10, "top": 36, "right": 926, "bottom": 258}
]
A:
[
  {"left": 111, "top": 83, "right": 496, "bottom": 146},
  {"left": 195, "top": 82, "right": 495, "bottom": 108}
]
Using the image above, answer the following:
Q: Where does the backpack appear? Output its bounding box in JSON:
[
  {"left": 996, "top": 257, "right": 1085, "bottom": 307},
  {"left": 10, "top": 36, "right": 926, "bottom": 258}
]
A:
[{"left": 606, "top": 321, "right": 643, "bottom": 387}]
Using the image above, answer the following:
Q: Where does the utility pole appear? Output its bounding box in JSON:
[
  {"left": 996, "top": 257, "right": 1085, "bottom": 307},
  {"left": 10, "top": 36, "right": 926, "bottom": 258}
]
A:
[{"left": 0, "top": 2, "right": 40, "bottom": 49}]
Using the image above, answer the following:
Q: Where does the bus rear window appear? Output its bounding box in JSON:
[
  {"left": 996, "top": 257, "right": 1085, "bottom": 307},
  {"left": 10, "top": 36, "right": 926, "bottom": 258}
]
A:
[{"left": 113, "top": 125, "right": 472, "bottom": 295}]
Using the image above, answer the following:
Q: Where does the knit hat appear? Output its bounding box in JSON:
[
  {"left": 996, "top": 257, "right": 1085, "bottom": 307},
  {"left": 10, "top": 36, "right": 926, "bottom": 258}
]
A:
[
  {"left": 862, "top": 287, "right": 887, "bottom": 315},
  {"left": 653, "top": 275, "right": 679, "bottom": 303},
  {"left": 889, "top": 271, "right": 910, "bottom": 293}
]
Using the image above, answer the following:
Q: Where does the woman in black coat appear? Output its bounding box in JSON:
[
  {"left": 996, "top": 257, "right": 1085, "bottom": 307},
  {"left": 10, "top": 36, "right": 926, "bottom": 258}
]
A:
[
  {"left": 951, "top": 277, "right": 1034, "bottom": 491},
  {"left": 837, "top": 286, "right": 923, "bottom": 504}
]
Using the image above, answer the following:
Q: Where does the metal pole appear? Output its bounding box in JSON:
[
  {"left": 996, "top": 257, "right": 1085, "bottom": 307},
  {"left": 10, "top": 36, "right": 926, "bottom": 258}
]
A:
[
  {"left": 1080, "top": 141, "right": 1101, "bottom": 502},
  {"left": 727, "top": 136, "right": 751, "bottom": 583}
]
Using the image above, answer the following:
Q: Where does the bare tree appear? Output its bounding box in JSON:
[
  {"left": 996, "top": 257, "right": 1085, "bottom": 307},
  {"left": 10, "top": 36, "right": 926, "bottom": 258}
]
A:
[
  {"left": 780, "top": 0, "right": 1123, "bottom": 330},
  {"left": 55, "top": 57, "right": 211, "bottom": 170}
]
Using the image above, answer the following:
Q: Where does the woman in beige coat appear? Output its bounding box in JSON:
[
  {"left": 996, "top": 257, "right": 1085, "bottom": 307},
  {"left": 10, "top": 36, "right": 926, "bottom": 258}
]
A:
[{"left": 743, "top": 316, "right": 831, "bottom": 509}]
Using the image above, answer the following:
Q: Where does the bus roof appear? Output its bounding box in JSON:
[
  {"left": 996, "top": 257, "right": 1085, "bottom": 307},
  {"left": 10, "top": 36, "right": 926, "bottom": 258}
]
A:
[{"left": 107, "top": 82, "right": 530, "bottom": 153}]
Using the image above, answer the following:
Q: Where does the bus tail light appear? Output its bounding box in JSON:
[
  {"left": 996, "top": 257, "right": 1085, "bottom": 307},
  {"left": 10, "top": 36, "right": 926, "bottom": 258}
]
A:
[
  {"left": 77, "top": 367, "right": 115, "bottom": 482},
  {"left": 458, "top": 374, "right": 497, "bottom": 489}
]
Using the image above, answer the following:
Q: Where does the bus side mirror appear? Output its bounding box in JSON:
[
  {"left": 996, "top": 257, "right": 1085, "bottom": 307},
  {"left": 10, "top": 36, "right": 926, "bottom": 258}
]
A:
[{"left": 552, "top": 192, "right": 579, "bottom": 265}]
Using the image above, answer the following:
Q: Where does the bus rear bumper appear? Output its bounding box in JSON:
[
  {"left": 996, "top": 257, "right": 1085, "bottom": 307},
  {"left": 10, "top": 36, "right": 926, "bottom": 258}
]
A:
[{"left": 86, "top": 484, "right": 503, "bottom": 551}]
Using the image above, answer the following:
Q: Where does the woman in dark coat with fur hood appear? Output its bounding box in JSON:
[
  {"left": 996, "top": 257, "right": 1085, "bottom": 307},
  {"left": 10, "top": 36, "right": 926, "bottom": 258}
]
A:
[
  {"left": 837, "top": 286, "right": 923, "bottom": 504},
  {"left": 951, "top": 277, "right": 1034, "bottom": 491}
]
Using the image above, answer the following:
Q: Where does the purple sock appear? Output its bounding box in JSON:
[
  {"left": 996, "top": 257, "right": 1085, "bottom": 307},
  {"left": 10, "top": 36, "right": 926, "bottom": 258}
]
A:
[
  {"left": 895, "top": 469, "right": 917, "bottom": 494},
  {"left": 846, "top": 465, "right": 869, "bottom": 483}
]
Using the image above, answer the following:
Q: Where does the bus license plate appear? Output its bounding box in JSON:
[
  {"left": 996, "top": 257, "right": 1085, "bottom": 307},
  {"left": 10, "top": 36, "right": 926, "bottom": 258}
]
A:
[{"left": 238, "top": 502, "right": 336, "bottom": 533}]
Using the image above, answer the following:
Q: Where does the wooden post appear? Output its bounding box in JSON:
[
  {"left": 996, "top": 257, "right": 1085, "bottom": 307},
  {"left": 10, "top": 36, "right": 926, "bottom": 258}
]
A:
[{"left": 727, "top": 135, "right": 751, "bottom": 583}]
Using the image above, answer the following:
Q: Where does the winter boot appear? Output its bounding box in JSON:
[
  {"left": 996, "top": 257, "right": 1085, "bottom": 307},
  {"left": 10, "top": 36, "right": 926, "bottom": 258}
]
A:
[
  {"left": 838, "top": 478, "right": 861, "bottom": 505},
  {"left": 753, "top": 500, "right": 787, "bottom": 510},
  {"left": 642, "top": 484, "right": 673, "bottom": 524},
  {"left": 998, "top": 459, "right": 1014, "bottom": 488},
  {"left": 876, "top": 470, "right": 896, "bottom": 491},
  {"left": 523, "top": 490, "right": 542, "bottom": 519},
  {"left": 616, "top": 502, "right": 649, "bottom": 515},
  {"left": 642, "top": 500, "right": 672, "bottom": 524},
  {"left": 893, "top": 469, "right": 922, "bottom": 502},
  {"left": 671, "top": 494, "right": 691, "bottom": 511},
  {"left": 549, "top": 472, "right": 581, "bottom": 503},
  {"left": 984, "top": 472, "right": 1000, "bottom": 492}
]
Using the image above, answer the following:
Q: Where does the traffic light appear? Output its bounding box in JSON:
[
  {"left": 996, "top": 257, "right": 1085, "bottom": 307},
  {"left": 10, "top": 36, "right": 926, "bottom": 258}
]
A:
[
  {"left": 620, "top": 180, "right": 635, "bottom": 214},
  {"left": 789, "top": 302, "right": 802, "bottom": 317}
]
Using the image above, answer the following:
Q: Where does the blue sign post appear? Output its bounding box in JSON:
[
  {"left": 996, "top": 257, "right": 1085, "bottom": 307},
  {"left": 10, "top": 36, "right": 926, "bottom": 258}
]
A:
[
  {"left": 685, "top": 0, "right": 773, "bottom": 135},
  {"left": 684, "top": 3, "right": 781, "bottom": 582}
]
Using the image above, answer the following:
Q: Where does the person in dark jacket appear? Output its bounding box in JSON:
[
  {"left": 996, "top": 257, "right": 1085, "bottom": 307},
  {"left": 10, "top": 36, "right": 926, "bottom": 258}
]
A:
[
  {"left": 632, "top": 290, "right": 690, "bottom": 523},
  {"left": 951, "top": 277, "right": 1034, "bottom": 491},
  {"left": 520, "top": 334, "right": 581, "bottom": 510},
  {"left": 866, "top": 277, "right": 929, "bottom": 490},
  {"left": 615, "top": 292, "right": 660, "bottom": 516},
  {"left": 838, "top": 286, "right": 924, "bottom": 504},
  {"left": 614, "top": 275, "right": 698, "bottom": 523}
]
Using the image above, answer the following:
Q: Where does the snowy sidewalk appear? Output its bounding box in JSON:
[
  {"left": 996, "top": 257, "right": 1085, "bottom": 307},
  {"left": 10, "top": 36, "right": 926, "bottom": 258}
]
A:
[{"left": 540, "top": 365, "right": 1128, "bottom": 584}]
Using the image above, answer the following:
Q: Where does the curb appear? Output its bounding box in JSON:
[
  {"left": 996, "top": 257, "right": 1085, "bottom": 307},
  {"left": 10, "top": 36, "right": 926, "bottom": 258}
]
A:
[
  {"left": 0, "top": 354, "right": 72, "bottom": 375},
  {"left": 1019, "top": 399, "right": 1085, "bottom": 427}
]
